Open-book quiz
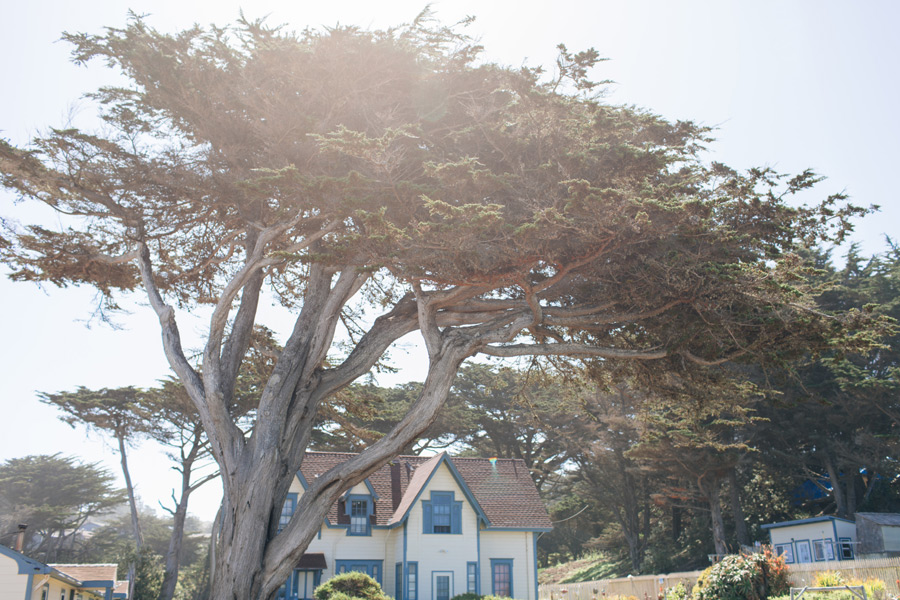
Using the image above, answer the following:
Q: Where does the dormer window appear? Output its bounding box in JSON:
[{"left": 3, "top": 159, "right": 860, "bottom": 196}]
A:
[
  {"left": 345, "top": 494, "right": 373, "bottom": 536},
  {"left": 279, "top": 493, "right": 298, "bottom": 532},
  {"left": 422, "top": 491, "right": 462, "bottom": 534}
]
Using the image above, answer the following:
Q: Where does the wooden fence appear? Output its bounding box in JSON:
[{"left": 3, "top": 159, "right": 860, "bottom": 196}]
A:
[
  {"left": 539, "top": 557, "right": 900, "bottom": 600},
  {"left": 540, "top": 571, "right": 703, "bottom": 600},
  {"left": 786, "top": 557, "right": 900, "bottom": 591}
]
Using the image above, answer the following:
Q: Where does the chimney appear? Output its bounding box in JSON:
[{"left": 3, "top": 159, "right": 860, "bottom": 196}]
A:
[
  {"left": 390, "top": 461, "right": 402, "bottom": 511},
  {"left": 15, "top": 524, "right": 27, "bottom": 553}
]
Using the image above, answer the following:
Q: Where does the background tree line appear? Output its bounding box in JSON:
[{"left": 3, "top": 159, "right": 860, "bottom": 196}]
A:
[{"left": 2, "top": 241, "right": 897, "bottom": 595}]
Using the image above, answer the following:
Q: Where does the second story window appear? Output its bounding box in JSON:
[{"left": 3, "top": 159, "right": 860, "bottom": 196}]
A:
[
  {"left": 422, "top": 491, "right": 462, "bottom": 534},
  {"left": 433, "top": 495, "right": 451, "bottom": 533},
  {"left": 345, "top": 494, "right": 373, "bottom": 536}
]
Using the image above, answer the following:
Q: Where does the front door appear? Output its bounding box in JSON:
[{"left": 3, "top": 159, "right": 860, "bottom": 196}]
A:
[{"left": 432, "top": 572, "right": 453, "bottom": 600}]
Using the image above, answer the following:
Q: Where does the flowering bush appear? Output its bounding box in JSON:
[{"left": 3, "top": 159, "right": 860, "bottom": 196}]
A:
[
  {"left": 692, "top": 549, "right": 789, "bottom": 600},
  {"left": 665, "top": 582, "right": 689, "bottom": 600}
]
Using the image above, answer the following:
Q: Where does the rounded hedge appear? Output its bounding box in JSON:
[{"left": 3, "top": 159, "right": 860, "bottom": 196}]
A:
[{"left": 314, "top": 572, "right": 390, "bottom": 600}]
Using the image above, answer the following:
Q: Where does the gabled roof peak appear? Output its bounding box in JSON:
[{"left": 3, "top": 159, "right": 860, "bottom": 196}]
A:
[{"left": 299, "top": 451, "right": 551, "bottom": 530}]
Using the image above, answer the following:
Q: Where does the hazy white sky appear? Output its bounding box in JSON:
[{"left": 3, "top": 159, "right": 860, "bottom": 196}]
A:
[{"left": 1, "top": 0, "right": 898, "bottom": 521}]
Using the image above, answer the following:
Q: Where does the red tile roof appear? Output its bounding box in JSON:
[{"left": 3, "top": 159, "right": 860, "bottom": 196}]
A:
[
  {"left": 298, "top": 451, "right": 551, "bottom": 530},
  {"left": 50, "top": 563, "right": 117, "bottom": 582}
]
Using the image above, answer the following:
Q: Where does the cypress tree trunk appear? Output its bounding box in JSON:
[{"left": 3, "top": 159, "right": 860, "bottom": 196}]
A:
[
  {"left": 728, "top": 469, "right": 750, "bottom": 547},
  {"left": 824, "top": 454, "right": 848, "bottom": 518},
  {"left": 702, "top": 476, "right": 728, "bottom": 556},
  {"left": 117, "top": 432, "right": 143, "bottom": 600},
  {"left": 157, "top": 437, "right": 208, "bottom": 600}
]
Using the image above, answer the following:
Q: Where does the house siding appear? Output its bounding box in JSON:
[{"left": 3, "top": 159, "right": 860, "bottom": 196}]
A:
[
  {"left": 0, "top": 555, "right": 28, "bottom": 600},
  {"left": 406, "top": 465, "right": 479, "bottom": 600},
  {"left": 479, "top": 531, "right": 532, "bottom": 600}
]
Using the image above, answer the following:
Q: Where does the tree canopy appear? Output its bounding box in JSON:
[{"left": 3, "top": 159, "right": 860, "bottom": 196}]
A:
[
  {"left": 0, "top": 13, "right": 888, "bottom": 600},
  {"left": 0, "top": 454, "right": 125, "bottom": 562}
]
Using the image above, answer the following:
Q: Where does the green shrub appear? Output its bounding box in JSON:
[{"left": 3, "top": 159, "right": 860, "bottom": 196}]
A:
[
  {"left": 664, "top": 582, "right": 689, "bottom": 600},
  {"left": 314, "top": 572, "right": 389, "bottom": 600},
  {"left": 814, "top": 571, "right": 847, "bottom": 588},
  {"left": 450, "top": 594, "right": 484, "bottom": 600},
  {"left": 862, "top": 578, "right": 886, "bottom": 600},
  {"left": 693, "top": 549, "right": 789, "bottom": 600},
  {"left": 691, "top": 565, "right": 714, "bottom": 599},
  {"left": 696, "top": 555, "right": 763, "bottom": 600}
]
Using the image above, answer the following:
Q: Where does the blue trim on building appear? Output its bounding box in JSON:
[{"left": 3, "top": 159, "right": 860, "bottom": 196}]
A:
[
  {"left": 467, "top": 562, "right": 478, "bottom": 594},
  {"left": 490, "top": 559, "right": 514, "bottom": 598},
  {"left": 345, "top": 494, "right": 374, "bottom": 536},
  {"left": 335, "top": 560, "right": 383, "bottom": 585},
  {"left": 761, "top": 516, "right": 855, "bottom": 530},
  {"left": 476, "top": 524, "right": 482, "bottom": 595},
  {"left": 431, "top": 570, "right": 454, "bottom": 600},
  {"left": 407, "top": 562, "right": 418, "bottom": 600},
  {"left": 280, "top": 492, "right": 299, "bottom": 532},
  {"left": 389, "top": 454, "right": 491, "bottom": 528},
  {"left": 403, "top": 522, "right": 408, "bottom": 600},
  {"left": 81, "top": 579, "right": 115, "bottom": 587},
  {"left": 0, "top": 544, "right": 51, "bottom": 575},
  {"left": 423, "top": 491, "right": 463, "bottom": 535},
  {"left": 831, "top": 520, "right": 841, "bottom": 561},
  {"left": 24, "top": 573, "right": 33, "bottom": 600},
  {"left": 533, "top": 532, "right": 540, "bottom": 600}
]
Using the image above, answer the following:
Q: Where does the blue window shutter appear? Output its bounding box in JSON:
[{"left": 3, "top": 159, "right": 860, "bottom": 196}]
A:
[
  {"left": 422, "top": 501, "right": 433, "bottom": 533},
  {"left": 451, "top": 501, "right": 462, "bottom": 534}
]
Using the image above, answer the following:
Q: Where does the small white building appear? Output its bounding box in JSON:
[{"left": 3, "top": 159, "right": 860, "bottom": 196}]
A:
[
  {"left": 761, "top": 516, "right": 857, "bottom": 564},
  {"left": 277, "top": 452, "right": 552, "bottom": 600}
]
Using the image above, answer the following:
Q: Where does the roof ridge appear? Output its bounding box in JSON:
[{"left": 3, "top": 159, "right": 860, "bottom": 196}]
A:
[{"left": 50, "top": 563, "right": 119, "bottom": 567}]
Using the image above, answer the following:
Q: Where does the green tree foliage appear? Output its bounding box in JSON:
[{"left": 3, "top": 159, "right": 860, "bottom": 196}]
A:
[
  {"left": 39, "top": 387, "right": 162, "bottom": 554},
  {"left": 319, "top": 364, "right": 574, "bottom": 488},
  {"left": 750, "top": 246, "right": 900, "bottom": 518},
  {"left": 0, "top": 13, "right": 886, "bottom": 599},
  {"left": 561, "top": 386, "right": 653, "bottom": 573},
  {"left": 0, "top": 454, "right": 125, "bottom": 562},
  {"left": 81, "top": 510, "right": 208, "bottom": 582}
]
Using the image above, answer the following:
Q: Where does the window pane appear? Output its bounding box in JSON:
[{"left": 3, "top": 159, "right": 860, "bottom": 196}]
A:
[
  {"left": 408, "top": 564, "right": 417, "bottom": 600},
  {"left": 467, "top": 563, "right": 477, "bottom": 593},
  {"left": 279, "top": 497, "right": 295, "bottom": 531},
  {"left": 493, "top": 563, "right": 511, "bottom": 597},
  {"left": 436, "top": 576, "right": 450, "bottom": 600},
  {"left": 350, "top": 499, "right": 368, "bottom": 534},
  {"left": 432, "top": 494, "right": 452, "bottom": 533},
  {"left": 840, "top": 540, "right": 854, "bottom": 560}
]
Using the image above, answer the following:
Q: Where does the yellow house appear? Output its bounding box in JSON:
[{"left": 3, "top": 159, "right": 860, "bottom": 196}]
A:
[
  {"left": 277, "top": 452, "right": 552, "bottom": 600},
  {"left": 0, "top": 545, "right": 122, "bottom": 600}
]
